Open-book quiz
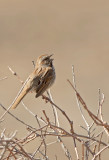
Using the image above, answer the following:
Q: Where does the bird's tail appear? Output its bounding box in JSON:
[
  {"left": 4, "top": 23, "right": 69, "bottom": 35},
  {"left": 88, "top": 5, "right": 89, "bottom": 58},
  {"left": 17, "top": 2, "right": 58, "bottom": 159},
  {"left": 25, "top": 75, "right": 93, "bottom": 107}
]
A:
[
  {"left": 11, "top": 88, "right": 29, "bottom": 109},
  {"left": 11, "top": 77, "right": 32, "bottom": 109}
]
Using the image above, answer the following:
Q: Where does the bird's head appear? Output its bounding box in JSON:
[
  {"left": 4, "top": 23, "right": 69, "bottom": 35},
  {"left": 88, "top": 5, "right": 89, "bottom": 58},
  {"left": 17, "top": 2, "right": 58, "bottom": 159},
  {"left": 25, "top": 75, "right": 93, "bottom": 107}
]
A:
[{"left": 36, "top": 54, "right": 54, "bottom": 67}]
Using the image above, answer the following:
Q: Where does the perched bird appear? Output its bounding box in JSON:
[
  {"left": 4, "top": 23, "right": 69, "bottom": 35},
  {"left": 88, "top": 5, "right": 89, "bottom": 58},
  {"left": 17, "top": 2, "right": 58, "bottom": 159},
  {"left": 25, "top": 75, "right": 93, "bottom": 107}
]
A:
[{"left": 11, "top": 54, "right": 55, "bottom": 109}]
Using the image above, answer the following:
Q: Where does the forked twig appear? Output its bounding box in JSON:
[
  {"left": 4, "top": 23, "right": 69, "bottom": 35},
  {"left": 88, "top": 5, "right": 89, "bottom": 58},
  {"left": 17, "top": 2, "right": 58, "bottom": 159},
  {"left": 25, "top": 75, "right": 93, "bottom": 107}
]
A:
[
  {"left": 67, "top": 79, "right": 109, "bottom": 132},
  {"left": 92, "top": 144, "right": 109, "bottom": 160}
]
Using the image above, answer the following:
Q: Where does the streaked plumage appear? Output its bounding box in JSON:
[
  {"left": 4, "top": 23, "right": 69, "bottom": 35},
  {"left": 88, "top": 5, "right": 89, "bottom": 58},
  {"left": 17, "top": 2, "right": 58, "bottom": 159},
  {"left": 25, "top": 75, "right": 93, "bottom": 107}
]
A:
[{"left": 11, "top": 54, "right": 55, "bottom": 109}]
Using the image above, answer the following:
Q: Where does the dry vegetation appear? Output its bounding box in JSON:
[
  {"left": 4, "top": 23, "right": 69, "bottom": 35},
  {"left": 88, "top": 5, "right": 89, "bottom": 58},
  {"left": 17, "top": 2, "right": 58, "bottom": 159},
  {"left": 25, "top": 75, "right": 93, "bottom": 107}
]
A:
[{"left": 0, "top": 66, "right": 109, "bottom": 160}]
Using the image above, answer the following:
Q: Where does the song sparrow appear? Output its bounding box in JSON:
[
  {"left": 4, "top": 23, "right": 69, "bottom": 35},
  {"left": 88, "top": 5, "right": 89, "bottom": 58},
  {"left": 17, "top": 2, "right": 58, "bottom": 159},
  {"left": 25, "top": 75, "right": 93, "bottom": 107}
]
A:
[{"left": 11, "top": 54, "right": 55, "bottom": 109}]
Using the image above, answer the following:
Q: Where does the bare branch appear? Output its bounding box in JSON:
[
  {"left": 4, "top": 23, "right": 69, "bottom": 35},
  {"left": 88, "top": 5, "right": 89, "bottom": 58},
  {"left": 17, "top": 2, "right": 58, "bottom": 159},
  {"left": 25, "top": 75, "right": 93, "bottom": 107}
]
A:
[
  {"left": 8, "top": 66, "right": 24, "bottom": 84},
  {"left": 0, "top": 77, "right": 7, "bottom": 81}
]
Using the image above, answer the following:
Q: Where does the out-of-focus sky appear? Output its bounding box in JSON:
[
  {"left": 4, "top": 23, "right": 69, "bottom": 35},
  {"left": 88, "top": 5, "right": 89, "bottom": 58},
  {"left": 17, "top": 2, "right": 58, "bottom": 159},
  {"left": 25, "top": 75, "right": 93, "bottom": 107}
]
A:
[{"left": 0, "top": 0, "right": 109, "bottom": 159}]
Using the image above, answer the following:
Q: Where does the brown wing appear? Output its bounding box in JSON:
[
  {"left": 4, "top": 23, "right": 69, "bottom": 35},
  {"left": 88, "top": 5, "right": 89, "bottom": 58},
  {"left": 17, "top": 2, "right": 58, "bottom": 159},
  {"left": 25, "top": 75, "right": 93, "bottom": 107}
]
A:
[{"left": 35, "top": 67, "right": 54, "bottom": 98}]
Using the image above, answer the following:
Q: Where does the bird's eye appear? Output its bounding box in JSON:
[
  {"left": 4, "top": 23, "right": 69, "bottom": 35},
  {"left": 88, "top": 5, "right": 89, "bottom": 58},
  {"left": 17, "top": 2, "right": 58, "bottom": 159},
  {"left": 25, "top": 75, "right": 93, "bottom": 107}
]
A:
[{"left": 44, "top": 57, "right": 48, "bottom": 61}]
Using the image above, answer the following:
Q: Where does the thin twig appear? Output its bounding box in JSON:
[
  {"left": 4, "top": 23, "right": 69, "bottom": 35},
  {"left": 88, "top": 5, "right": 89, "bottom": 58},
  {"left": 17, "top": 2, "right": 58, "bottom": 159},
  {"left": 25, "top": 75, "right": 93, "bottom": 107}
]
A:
[
  {"left": 8, "top": 66, "right": 24, "bottom": 84},
  {"left": 0, "top": 66, "right": 25, "bottom": 120},
  {"left": 67, "top": 79, "right": 109, "bottom": 131},
  {"left": 0, "top": 103, "right": 35, "bottom": 130},
  {"left": 47, "top": 90, "right": 59, "bottom": 127},
  {"left": 82, "top": 141, "right": 84, "bottom": 160},
  {"left": 73, "top": 138, "right": 79, "bottom": 160},
  {"left": 92, "top": 144, "right": 109, "bottom": 160},
  {"left": 98, "top": 132, "right": 103, "bottom": 160},
  {"left": 32, "top": 60, "right": 36, "bottom": 68},
  {"left": 21, "top": 102, "right": 46, "bottom": 125},
  {"left": 42, "top": 95, "right": 74, "bottom": 134},
  {"left": 0, "top": 77, "right": 7, "bottom": 81},
  {"left": 71, "top": 65, "right": 89, "bottom": 128}
]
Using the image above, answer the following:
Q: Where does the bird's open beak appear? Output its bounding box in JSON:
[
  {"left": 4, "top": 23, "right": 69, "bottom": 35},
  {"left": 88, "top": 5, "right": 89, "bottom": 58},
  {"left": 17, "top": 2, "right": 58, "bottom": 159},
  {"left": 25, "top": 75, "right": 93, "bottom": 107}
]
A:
[
  {"left": 49, "top": 54, "right": 54, "bottom": 61},
  {"left": 49, "top": 54, "right": 53, "bottom": 58}
]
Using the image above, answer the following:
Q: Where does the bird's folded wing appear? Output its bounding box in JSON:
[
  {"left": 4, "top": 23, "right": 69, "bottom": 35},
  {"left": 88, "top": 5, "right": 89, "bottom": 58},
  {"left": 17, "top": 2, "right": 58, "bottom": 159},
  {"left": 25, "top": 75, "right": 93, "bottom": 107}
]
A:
[{"left": 35, "top": 67, "right": 53, "bottom": 98}]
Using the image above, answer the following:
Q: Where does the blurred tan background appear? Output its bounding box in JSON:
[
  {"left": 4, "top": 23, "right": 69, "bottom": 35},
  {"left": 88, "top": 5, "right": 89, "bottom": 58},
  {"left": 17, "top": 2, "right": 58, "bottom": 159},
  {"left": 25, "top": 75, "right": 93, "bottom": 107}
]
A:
[{"left": 0, "top": 0, "right": 109, "bottom": 159}]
